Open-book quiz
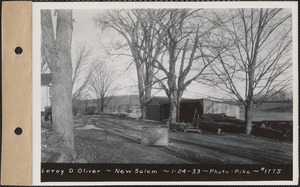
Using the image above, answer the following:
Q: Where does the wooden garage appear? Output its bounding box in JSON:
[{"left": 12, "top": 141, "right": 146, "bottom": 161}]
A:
[
  {"left": 146, "top": 97, "right": 240, "bottom": 122},
  {"left": 146, "top": 97, "right": 170, "bottom": 121}
]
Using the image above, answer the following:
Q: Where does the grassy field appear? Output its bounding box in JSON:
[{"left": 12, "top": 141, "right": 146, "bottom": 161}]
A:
[
  {"left": 239, "top": 109, "right": 293, "bottom": 121},
  {"left": 73, "top": 115, "right": 292, "bottom": 164},
  {"left": 239, "top": 102, "right": 293, "bottom": 121}
]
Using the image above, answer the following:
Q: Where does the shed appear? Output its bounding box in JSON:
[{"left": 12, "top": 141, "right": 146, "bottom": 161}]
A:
[
  {"left": 146, "top": 97, "right": 240, "bottom": 122},
  {"left": 146, "top": 97, "right": 170, "bottom": 122}
]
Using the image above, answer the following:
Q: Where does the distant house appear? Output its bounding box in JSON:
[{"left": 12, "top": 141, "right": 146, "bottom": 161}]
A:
[
  {"left": 127, "top": 105, "right": 142, "bottom": 118},
  {"left": 41, "top": 73, "right": 52, "bottom": 111},
  {"left": 130, "top": 105, "right": 141, "bottom": 114},
  {"left": 146, "top": 97, "right": 240, "bottom": 122}
]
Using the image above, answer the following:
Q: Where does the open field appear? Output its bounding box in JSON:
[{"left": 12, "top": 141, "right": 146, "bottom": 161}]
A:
[
  {"left": 239, "top": 109, "right": 293, "bottom": 121},
  {"left": 73, "top": 115, "right": 292, "bottom": 164},
  {"left": 238, "top": 102, "right": 293, "bottom": 121}
]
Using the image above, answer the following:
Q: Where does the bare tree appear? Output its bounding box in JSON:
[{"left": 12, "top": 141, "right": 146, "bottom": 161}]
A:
[
  {"left": 84, "top": 98, "right": 89, "bottom": 114},
  {"left": 202, "top": 9, "right": 292, "bottom": 135},
  {"left": 89, "top": 60, "right": 116, "bottom": 113},
  {"left": 72, "top": 99, "right": 81, "bottom": 115},
  {"left": 152, "top": 9, "right": 217, "bottom": 123},
  {"left": 94, "top": 10, "right": 165, "bottom": 118},
  {"left": 256, "top": 89, "right": 293, "bottom": 103},
  {"left": 41, "top": 9, "right": 75, "bottom": 156},
  {"left": 72, "top": 43, "right": 93, "bottom": 101}
]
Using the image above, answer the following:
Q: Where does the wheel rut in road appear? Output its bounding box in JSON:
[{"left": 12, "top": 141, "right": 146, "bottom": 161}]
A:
[{"left": 74, "top": 116, "right": 292, "bottom": 164}]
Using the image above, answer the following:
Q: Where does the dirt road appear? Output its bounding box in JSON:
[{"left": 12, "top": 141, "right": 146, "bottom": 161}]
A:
[{"left": 74, "top": 115, "right": 292, "bottom": 164}]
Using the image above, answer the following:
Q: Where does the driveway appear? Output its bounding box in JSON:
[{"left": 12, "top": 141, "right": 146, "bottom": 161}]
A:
[{"left": 74, "top": 115, "right": 292, "bottom": 164}]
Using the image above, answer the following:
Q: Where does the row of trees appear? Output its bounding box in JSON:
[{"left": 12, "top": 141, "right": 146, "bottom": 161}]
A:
[
  {"left": 73, "top": 95, "right": 140, "bottom": 115},
  {"left": 95, "top": 8, "right": 292, "bottom": 134},
  {"left": 42, "top": 41, "right": 116, "bottom": 114}
]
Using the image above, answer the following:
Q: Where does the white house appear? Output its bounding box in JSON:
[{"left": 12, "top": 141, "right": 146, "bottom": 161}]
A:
[
  {"left": 127, "top": 105, "right": 142, "bottom": 118},
  {"left": 41, "top": 73, "right": 52, "bottom": 111}
]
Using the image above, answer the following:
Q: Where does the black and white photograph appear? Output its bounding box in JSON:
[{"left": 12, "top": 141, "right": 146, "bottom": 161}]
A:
[{"left": 33, "top": 1, "right": 298, "bottom": 185}]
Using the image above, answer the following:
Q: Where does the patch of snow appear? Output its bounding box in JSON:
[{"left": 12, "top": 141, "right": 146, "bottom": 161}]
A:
[
  {"left": 76, "top": 124, "right": 103, "bottom": 131},
  {"left": 127, "top": 113, "right": 141, "bottom": 119}
]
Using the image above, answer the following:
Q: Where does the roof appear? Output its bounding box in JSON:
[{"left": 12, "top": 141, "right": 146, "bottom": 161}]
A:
[
  {"left": 41, "top": 73, "right": 52, "bottom": 86},
  {"left": 151, "top": 96, "right": 205, "bottom": 105},
  {"left": 150, "top": 96, "right": 240, "bottom": 106},
  {"left": 131, "top": 105, "right": 141, "bottom": 109},
  {"left": 181, "top": 98, "right": 205, "bottom": 103},
  {"left": 151, "top": 97, "right": 171, "bottom": 104}
]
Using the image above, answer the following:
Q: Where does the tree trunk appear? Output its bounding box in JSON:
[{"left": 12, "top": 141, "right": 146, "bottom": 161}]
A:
[
  {"left": 168, "top": 68, "right": 177, "bottom": 123},
  {"left": 95, "top": 99, "right": 100, "bottom": 113},
  {"left": 168, "top": 92, "right": 177, "bottom": 123},
  {"left": 100, "top": 94, "right": 104, "bottom": 113},
  {"left": 176, "top": 90, "right": 184, "bottom": 122},
  {"left": 167, "top": 81, "right": 178, "bottom": 123},
  {"left": 176, "top": 104, "right": 180, "bottom": 122},
  {"left": 85, "top": 101, "right": 88, "bottom": 113},
  {"left": 52, "top": 10, "right": 74, "bottom": 149},
  {"left": 42, "top": 10, "right": 74, "bottom": 151},
  {"left": 141, "top": 106, "right": 146, "bottom": 119},
  {"left": 136, "top": 63, "right": 147, "bottom": 119},
  {"left": 244, "top": 102, "right": 253, "bottom": 135},
  {"left": 51, "top": 73, "right": 74, "bottom": 148},
  {"left": 76, "top": 103, "right": 80, "bottom": 115},
  {"left": 141, "top": 84, "right": 152, "bottom": 119},
  {"left": 167, "top": 36, "right": 178, "bottom": 123}
]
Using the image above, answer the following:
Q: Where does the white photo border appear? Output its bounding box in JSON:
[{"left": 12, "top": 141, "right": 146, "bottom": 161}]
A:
[{"left": 33, "top": 1, "right": 298, "bottom": 185}]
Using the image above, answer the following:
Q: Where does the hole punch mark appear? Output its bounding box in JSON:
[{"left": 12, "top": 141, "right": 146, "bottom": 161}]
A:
[
  {"left": 14, "top": 127, "right": 23, "bottom": 135},
  {"left": 15, "top": 47, "right": 23, "bottom": 55}
]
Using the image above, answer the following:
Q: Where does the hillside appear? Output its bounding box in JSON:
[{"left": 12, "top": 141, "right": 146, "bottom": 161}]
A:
[{"left": 73, "top": 95, "right": 140, "bottom": 114}]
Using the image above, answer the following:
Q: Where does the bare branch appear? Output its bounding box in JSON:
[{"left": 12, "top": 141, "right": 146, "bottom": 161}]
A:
[{"left": 202, "top": 8, "right": 292, "bottom": 134}]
